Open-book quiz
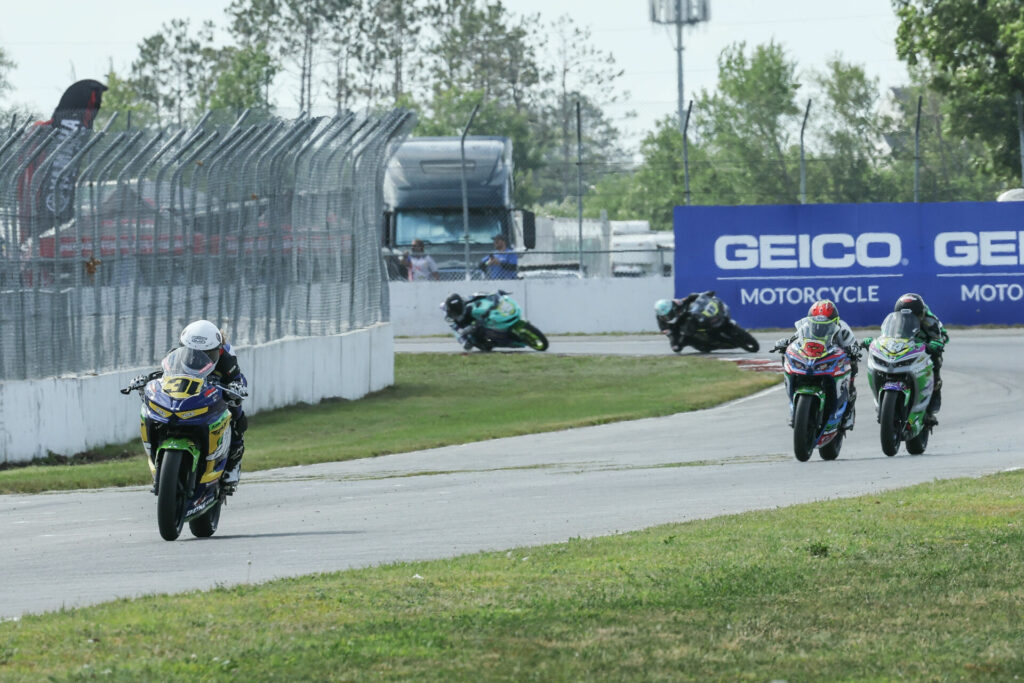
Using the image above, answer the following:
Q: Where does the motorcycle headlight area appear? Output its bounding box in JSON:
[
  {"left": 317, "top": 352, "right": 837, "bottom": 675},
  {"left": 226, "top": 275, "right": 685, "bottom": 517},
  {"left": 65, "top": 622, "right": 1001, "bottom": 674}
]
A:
[
  {"left": 785, "top": 356, "right": 808, "bottom": 372},
  {"left": 146, "top": 399, "right": 209, "bottom": 420},
  {"left": 870, "top": 351, "right": 917, "bottom": 369}
]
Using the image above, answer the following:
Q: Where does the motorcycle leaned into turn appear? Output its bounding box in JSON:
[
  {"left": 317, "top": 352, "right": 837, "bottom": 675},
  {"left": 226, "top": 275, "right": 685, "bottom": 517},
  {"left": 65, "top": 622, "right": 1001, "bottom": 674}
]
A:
[
  {"left": 442, "top": 290, "right": 549, "bottom": 352},
  {"left": 773, "top": 316, "right": 856, "bottom": 462},
  {"left": 120, "top": 346, "right": 245, "bottom": 541},
  {"left": 664, "top": 292, "right": 759, "bottom": 353},
  {"left": 864, "top": 309, "right": 936, "bottom": 456}
]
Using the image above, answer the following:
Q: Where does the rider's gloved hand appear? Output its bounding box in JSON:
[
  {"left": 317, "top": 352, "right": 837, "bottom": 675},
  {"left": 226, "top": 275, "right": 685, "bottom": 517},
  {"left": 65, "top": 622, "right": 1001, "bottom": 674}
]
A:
[
  {"left": 771, "top": 337, "right": 790, "bottom": 352},
  {"left": 860, "top": 337, "right": 873, "bottom": 349},
  {"left": 132, "top": 374, "right": 148, "bottom": 388},
  {"left": 222, "top": 381, "right": 247, "bottom": 405},
  {"left": 927, "top": 339, "right": 944, "bottom": 354}
]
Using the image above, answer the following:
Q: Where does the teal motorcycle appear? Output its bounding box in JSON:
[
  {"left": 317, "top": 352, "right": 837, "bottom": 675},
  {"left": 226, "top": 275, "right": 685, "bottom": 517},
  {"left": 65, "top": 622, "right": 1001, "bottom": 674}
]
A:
[
  {"left": 865, "top": 309, "right": 936, "bottom": 456},
  {"left": 442, "top": 291, "right": 549, "bottom": 352}
]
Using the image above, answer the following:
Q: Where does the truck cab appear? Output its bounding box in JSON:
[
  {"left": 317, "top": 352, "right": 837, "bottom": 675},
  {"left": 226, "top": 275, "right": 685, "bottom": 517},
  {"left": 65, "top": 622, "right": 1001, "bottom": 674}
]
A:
[{"left": 382, "top": 136, "right": 534, "bottom": 280}]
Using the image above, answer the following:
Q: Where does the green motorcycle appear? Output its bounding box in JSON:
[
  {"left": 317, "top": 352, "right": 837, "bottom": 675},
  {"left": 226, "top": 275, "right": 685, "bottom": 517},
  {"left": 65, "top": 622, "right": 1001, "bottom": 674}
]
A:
[
  {"left": 442, "top": 290, "right": 549, "bottom": 352},
  {"left": 865, "top": 310, "right": 936, "bottom": 456}
]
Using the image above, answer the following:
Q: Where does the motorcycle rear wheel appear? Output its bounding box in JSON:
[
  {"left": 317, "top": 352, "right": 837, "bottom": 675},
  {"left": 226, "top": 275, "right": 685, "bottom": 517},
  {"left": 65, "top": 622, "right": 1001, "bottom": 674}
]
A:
[
  {"left": 879, "top": 391, "right": 903, "bottom": 457},
  {"left": 819, "top": 430, "right": 843, "bottom": 461},
  {"left": 189, "top": 497, "right": 222, "bottom": 538},
  {"left": 157, "top": 450, "right": 187, "bottom": 541},
  {"left": 792, "top": 394, "right": 818, "bottom": 462},
  {"left": 906, "top": 425, "right": 929, "bottom": 455},
  {"left": 517, "top": 322, "right": 549, "bottom": 351}
]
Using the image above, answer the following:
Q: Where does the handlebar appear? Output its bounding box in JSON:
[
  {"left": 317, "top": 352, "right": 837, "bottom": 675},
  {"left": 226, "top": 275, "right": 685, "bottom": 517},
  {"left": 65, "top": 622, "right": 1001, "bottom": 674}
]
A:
[{"left": 119, "top": 370, "right": 162, "bottom": 394}]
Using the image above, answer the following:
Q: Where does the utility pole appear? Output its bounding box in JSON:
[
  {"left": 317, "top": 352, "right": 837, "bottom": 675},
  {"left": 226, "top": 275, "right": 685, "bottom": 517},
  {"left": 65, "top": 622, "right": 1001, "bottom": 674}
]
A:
[{"left": 649, "top": 0, "right": 710, "bottom": 134}]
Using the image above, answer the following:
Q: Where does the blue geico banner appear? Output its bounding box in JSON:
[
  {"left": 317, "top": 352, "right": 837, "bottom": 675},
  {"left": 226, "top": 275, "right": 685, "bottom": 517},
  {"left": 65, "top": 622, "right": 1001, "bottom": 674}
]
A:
[{"left": 674, "top": 202, "right": 1024, "bottom": 328}]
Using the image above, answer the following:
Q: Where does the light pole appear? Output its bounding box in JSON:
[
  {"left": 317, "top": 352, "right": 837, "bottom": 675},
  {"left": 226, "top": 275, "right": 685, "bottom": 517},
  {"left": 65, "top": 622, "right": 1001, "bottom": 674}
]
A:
[{"left": 649, "top": 0, "right": 710, "bottom": 135}]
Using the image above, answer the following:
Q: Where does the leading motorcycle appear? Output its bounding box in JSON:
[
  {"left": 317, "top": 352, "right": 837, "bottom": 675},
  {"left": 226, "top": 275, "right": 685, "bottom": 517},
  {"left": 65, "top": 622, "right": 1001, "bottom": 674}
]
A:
[
  {"left": 773, "top": 316, "right": 856, "bottom": 461},
  {"left": 442, "top": 291, "right": 549, "bottom": 352},
  {"left": 865, "top": 309, "right": 936, "bottom": 456},
  {"left": 663, "top": 292, "right": 759, "bottom": 353},
  {"left": 120, "top": 347, "right": 244, "bottom": 541}
]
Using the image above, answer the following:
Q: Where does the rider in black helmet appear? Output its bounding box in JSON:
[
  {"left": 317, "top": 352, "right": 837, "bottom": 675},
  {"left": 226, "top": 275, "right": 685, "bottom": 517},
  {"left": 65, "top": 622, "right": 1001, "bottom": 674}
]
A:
[{"left": 892, "top": 293, "right": 948, "bottom": 425}]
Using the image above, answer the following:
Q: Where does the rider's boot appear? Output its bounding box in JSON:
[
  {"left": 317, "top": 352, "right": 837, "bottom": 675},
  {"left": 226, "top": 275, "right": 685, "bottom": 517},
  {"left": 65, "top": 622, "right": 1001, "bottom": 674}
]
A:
[
  {"left": 222, "top": 439, "right": 244, "bottom": 494},
  {"left": 670, "top": 332, "right": 683, "bottom": 353},
  {"left": 459, "top": 324, "right": 477, "bottom": 351},
  {"left": 925, "top": 378, "right": 942, "bottom": 426},
  {"left": 841, "top": 404, "right": 855, "bottom": 430},
  {"left": 841, "top": 382, "right": 857, "bottom": 430}
]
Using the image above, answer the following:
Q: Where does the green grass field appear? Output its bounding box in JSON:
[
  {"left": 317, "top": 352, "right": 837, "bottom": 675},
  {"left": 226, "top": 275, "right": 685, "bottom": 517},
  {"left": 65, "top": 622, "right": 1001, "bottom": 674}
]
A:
[
  {"left": 4, "top": 352, "right": 1020, "bottom": 680},
  {"left": 0, "top": 353, "right": 778, "bottom": 494},
  {"left": 3, "top": 472, "right": 1023, "bottom": 680}
]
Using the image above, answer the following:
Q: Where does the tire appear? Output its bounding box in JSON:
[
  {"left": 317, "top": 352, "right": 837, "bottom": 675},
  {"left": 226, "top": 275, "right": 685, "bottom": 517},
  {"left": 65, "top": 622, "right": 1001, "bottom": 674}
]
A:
[
  {"left": 517, "top": 322, "right": 549, "bottom": 351},
  {"left": 792, "top": 394, "right": 818, "bottom": 462},
  {"left": 906, "top": 426, "right": 929, "bottom": 455},
  {"left": 189, "top": 497, "right": 222, "bottom": 538},
  {"left": 729, "top": 325, "right": 760, "bottom": 353},
  {"left": 879, "top": 391, "right": 903, "bottom": 457},
  {"left": 819, "top": 430, "right": 843, "bottom": 461},
  {"left": 157, "top": 450, "right": 187, "bottom": 541}
]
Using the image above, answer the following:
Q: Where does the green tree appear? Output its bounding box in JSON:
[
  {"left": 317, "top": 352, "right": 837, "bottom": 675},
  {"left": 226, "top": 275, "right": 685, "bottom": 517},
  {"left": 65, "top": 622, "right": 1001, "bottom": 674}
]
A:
[
  {"left": 95, "top": 68, "right": 157, "bottom": 129},
  {"left": 229, "top": 0, "right": 350, "bottom": 112},
  {"left": 806, "top": 57, "right": 890, "bottom": 203},
  {"left": 130, "top": 33, "right": 170, "bottom": 126},
  {"left": 694, "top": 41, "right": 803, "bottom": 204},
  {"left": 535, "top": 15, "right": 628, "bottom": 206},
  {"left": 207, "top": 43, "right": 278, "bottom": 114},
  {"left": 423, "top": 0, "right": 541, "bottom": 111},
  {"left": 0, "top": 45, "right": 13, "bottom": 97},
  {"left": 0, "top": 46, "right": 38, "bottom": 131},
  {"left": 894, "top": 0, "right": 1024, "bottom": 180},
  {"left": 881, "top": 83, "right": 1007, "bottom": 201},
  {"left": 582, "top": 116, "right": 716, "bottom": 230}
]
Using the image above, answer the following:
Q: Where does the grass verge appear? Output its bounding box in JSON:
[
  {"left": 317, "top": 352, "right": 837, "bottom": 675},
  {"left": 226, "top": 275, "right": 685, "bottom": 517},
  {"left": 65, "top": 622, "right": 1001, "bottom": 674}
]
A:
[
  {"left": 2, "top": 471, "right": 1023, "bottom": 680},
  {"left": 0, "top": 353, "right": 777, "bottom": 494}
]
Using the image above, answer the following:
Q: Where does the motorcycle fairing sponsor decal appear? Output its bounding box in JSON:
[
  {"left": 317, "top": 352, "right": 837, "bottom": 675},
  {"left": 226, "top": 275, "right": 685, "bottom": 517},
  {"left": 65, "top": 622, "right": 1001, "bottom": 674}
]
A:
[{"left": 161, "top": 375, "right": 203, "bottom": 399}]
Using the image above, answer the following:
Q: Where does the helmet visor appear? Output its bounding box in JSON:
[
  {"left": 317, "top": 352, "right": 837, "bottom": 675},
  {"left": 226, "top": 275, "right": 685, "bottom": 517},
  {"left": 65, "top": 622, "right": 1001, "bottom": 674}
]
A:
[{"left": 797, "top": 316, "right": 837, "bottom": 342}]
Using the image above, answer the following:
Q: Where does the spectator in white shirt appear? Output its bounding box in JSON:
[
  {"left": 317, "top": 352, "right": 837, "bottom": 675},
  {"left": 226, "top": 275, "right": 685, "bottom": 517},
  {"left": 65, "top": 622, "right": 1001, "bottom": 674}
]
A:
[{"left": 402, "top": 239, "right": 440, "bottom": 281}]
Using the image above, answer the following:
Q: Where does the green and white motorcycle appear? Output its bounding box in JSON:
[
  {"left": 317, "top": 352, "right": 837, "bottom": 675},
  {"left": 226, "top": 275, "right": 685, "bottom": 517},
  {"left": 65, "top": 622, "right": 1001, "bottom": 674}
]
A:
[{"left": 865, "top": 309, "right": 936, "bottom": 456}]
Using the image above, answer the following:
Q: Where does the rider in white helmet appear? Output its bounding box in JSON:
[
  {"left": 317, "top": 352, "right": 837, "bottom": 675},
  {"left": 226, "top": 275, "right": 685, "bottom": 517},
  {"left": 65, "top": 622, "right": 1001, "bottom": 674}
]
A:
[{"left": 178, "top": 319, "right": 248, "bottom": 490}]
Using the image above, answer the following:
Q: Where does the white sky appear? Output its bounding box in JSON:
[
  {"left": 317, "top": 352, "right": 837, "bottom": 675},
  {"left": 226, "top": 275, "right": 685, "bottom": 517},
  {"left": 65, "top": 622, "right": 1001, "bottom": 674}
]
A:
[{"left": 1, "top": 0, "right": 907, "bottom": 146}]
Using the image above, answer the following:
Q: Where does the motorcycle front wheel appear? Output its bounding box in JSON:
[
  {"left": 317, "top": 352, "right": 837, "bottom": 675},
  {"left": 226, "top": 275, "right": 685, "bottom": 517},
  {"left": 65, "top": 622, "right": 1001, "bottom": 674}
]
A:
[
  {"left": 157, "top": 450, "right": 188, "bottom": 541},
  {"left": 879, "top": 391, "right": 904, "bottom": 457},
  {"left": 727, "top": 324, "right": 760, "bottom": 353},
  {"left": 792, "top": 394, "right": 818, "bottom": 462},
  {"left": 516, "top": 322, "right": 549, "bottom": 351}
]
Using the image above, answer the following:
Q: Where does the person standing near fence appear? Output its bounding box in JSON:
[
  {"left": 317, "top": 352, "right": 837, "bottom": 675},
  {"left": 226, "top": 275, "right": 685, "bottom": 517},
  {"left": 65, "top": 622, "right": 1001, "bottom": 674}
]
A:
[
  {"left": 402, "top": 239, "right": 440, "bottom": 281},
  {"left": 482, "top": 234, "right": 518, "bottom": 279}
]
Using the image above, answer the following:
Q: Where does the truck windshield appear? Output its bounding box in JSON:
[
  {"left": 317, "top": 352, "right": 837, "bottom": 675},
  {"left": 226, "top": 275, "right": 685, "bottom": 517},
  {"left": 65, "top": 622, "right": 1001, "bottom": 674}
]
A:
[{"left": 396, "top": 209, "right": 504, "bottom": 246}]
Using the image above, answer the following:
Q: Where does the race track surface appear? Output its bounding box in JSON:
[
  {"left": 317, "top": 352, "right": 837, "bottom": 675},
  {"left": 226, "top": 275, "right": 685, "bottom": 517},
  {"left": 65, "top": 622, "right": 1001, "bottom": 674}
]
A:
[{"left": 2, "top": 330, "right": 1020, "bottom": 619}]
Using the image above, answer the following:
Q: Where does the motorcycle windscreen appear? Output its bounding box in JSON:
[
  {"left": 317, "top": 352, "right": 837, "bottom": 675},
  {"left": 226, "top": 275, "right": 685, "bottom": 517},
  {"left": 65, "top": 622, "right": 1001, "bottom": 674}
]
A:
[
  {"left": 879, "top": 310, "right": 920, "bottom": 340},
  {"left": 161, "top": 347, "right": 216, "bottom": 381}
]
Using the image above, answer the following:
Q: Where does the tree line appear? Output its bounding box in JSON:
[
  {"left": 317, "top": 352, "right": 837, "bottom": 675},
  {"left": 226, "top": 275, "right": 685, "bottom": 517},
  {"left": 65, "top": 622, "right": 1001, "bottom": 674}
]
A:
[
  {"left": 95, "top": 0, "right": 630, "bottom": 210},
  {"left": 1, "top": 0, "right": 1022, "bottom": 226},
  {"left": 576, "top": 0, "right": 1024, "bottom": 229}
]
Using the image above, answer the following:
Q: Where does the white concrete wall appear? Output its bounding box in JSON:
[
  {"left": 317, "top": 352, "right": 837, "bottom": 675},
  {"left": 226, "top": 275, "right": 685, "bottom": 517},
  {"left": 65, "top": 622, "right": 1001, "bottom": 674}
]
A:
[
  {"left": 389, "top": 278, "right": 674, "bottom": 336},
  {"left": 0, "top": 324, "right": 393, "bottom": 465}
]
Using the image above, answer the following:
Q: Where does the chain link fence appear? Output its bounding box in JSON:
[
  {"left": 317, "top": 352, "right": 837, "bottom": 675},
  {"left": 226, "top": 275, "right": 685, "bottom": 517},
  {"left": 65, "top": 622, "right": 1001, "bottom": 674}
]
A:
[{"left": 0, "top": 109, "right": 415, "bottom": 381}]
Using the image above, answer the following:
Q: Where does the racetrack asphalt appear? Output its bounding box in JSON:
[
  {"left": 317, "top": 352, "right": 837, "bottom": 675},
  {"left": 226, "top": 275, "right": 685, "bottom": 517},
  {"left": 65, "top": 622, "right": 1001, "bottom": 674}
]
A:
[{"left": 2, "top": 330, "right": 1020, "bottom": 619}]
